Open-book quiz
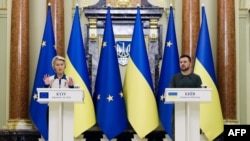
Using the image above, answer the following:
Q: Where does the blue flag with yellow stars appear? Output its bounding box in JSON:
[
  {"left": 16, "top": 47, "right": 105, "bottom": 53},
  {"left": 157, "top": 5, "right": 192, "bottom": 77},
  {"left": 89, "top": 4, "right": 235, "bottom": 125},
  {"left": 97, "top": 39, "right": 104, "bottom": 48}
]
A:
[
  {"left": 156, "top": 5, "right": 180, "bottom": 139},
  {"left": 93, "top": 6, "right": 128, "bottom": 140},
  {"left": 29, "top": 3, "right": 56, "bottom": 140}
]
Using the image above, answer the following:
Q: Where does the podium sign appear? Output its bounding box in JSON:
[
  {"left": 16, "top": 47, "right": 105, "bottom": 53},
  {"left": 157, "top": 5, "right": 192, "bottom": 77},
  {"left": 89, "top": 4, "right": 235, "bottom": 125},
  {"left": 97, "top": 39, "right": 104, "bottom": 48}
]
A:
[
  {"left": 164, "top": 88, "right": 212, "bottom": 141},
  {"left": 37, "top": 88, "right": 84, "bottom": 103},
  {"left": 165, "top": 88, "right": 211, "bottom": 102},
  {"left": 37, "top": 88, "right": 84, "bottom": 141}
]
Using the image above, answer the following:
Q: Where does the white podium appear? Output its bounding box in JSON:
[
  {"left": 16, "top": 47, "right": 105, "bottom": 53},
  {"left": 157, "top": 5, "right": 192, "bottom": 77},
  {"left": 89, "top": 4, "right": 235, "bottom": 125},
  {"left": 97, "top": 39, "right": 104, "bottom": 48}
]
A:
[
  {"left": 164, "top": 88, "right": 211, "bottom": 141},
  {"left": 37, "top": 88, "right": 84, "bottom": 141}
]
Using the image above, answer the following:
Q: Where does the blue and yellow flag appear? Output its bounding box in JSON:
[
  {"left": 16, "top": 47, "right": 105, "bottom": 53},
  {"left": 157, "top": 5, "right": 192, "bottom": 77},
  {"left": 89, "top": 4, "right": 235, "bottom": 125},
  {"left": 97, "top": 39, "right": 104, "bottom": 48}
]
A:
[
  {"left": 194, "top": 6, "right": 224, "bottom": 141},
  {"left": 65, "top": 5, "right": 96, "bottom": 137},
  {"left": 29, "top": 4, "right": 56, "bottom": 140},
  {"left": 93, "top": 6, "right": 128, "bottom": 139},
  {"left": 123, "top": 6, "right": 159, "bottom": 138},
  {"left": 157, "top": 5, "right": 180, "bottom": 139}
]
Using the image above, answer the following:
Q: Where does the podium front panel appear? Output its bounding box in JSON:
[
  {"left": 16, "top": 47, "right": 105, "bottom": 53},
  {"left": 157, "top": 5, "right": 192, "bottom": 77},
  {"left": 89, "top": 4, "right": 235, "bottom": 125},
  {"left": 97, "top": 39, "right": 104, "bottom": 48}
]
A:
[
  {"left": 37, "top": 88, "right": 84, "bottom": 103},
  {"left": 164, "top": 88, "right": 212, "bottom": 103}
]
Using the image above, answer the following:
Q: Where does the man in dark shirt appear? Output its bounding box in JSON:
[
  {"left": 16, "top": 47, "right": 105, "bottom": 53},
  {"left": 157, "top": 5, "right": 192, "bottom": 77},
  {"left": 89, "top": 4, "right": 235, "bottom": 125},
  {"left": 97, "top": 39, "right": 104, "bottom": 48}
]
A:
[
  {"left": 170, "top": 54, "right": 202, "bottom": 88},
  {"left": 169, "top": 54, "right": 203, "bottom": 140}
]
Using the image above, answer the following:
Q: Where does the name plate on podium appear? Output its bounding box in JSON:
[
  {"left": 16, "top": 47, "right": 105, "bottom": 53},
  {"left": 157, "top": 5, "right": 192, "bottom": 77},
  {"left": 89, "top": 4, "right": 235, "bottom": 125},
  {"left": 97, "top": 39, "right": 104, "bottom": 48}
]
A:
[
  {"left": 37, "top": 88, "right": 84, "bottom": 103},
  {"left": 164, "top": 88, "right": 212, "bottom": 103}
]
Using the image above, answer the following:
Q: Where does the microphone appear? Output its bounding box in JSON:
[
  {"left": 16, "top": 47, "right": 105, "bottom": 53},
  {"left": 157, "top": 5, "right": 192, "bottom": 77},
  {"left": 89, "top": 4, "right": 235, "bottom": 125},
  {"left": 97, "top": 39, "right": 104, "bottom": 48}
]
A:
[{"left": 201, "top": 84, "right": 207, "bottom": 88}]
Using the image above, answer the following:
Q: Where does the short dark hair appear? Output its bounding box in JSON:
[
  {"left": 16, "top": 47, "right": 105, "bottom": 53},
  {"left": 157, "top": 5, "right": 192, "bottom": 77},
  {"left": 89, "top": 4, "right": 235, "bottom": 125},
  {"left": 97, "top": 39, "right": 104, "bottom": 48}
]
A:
[{"left": 180, "top": 54, "right": 191, "bottom": 62}]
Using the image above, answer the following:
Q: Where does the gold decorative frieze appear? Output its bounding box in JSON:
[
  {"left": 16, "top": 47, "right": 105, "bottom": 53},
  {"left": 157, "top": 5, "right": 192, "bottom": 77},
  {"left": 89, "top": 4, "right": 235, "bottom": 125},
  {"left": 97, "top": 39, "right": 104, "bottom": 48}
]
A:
[
  {"left": 89, "top": 18, "right": 97, "bottom": 40},
  {"left": 106, "top": 0, "right": 141, "bottom": 7},
  {"left": 89, "top": 18, "right": 97, "bottom": 28},
  {"left": 117, "top": 0, "right": 131, "bottom": 7},
  {"left": 150, "top": 19, "right": 158, "bottom": 41},
  {"left": 150, "top": 19, "right": 158, "bottom": 29}
]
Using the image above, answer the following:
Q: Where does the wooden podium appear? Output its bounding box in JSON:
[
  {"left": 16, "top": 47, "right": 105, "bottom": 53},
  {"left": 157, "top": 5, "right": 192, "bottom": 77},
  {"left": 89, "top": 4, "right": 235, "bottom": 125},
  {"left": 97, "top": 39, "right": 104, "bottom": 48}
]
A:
[
  {"left": 37, "top": 88, "right": 84, "bottom": 141},
  {"left": 164, "top": 88, "right": 211, "bottom": 141}
]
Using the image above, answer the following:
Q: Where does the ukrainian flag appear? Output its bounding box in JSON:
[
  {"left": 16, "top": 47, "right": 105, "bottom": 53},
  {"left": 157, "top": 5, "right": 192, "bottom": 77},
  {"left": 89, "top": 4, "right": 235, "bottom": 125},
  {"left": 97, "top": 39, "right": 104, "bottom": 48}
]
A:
[
  {"left": 123, "top": 6, "right": 159, "bottom": 138},
  {"left": 65, "top": 4, "right": 96, "bottom": 137},
  {"left": 194, "top": 6, "right": 224, "bottom": 141}
]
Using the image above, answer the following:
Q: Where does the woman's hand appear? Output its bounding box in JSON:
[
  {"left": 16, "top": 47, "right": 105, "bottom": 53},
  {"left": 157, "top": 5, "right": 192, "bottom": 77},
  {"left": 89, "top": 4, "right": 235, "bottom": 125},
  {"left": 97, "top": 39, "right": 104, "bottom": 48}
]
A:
[
  {"left": 43, "top": 74, "right": 51, "bottom": 85},
  {"left": 67, "top": 77, "right": 74, "bottom": 87}
]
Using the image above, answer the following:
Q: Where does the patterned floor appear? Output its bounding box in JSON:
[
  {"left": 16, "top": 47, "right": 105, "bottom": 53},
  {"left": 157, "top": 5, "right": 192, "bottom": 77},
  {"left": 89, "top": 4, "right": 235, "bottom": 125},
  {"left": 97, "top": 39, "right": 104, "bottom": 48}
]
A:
[
  {"left": 74, "top": 131, "right": 220, "bottom": 141},
  {"left": 0, "top": 130, "right": 224, "bottom": 141}
]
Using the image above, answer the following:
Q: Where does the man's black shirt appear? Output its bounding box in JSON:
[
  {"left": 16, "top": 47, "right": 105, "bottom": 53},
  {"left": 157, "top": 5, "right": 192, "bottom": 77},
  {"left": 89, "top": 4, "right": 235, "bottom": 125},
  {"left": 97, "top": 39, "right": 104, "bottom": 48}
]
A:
[{"left": 169, "top": 73, "right": 202, "bottom": 88}]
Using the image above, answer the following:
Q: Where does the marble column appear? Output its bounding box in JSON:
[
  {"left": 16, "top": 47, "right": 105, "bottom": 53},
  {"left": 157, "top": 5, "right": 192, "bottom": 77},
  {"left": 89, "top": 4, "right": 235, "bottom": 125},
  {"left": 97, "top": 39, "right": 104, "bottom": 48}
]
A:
[
  {"left": 50, "top": 0, "right": 65, "bottom": 57},
  {"left": 5, "top": 0, "right": 32, "bottom": 129},
  {"left": 181, "top": 0, "right": 200, "bottom": 63},
  {"left": 217, "top": 0, "right": 236, "bottom": 122}
]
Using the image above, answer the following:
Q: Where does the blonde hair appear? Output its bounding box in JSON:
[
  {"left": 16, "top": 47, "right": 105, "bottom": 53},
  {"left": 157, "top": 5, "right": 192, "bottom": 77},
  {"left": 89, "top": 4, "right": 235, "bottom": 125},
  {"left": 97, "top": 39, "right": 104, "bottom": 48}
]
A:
[{"left": 52, "top": 55, "right": 66, "bottom": 68}]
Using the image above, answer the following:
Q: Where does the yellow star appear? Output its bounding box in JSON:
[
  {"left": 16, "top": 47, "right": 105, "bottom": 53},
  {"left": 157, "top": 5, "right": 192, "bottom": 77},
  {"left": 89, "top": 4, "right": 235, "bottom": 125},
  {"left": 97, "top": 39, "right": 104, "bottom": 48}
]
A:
[
  {"left": 119, "top": 92, "right": 123, "bottom": 98},
  {"left": 160, "top": 94, "right": 165, "bottom": 101},
  {"left": 33, "top": 94, "right": 38, "bottom": 100},
  {"left": 102, "top": 42, "right": 107, "bottom": 48},
  {"left": 106, "top": 94, "right": 113, "bottom": 102},
  {"left": 41, "top": 41, "right": 46, "bottom": 47},
  {"left": 97, "top": 94, "right": 101, "bottom": 100},
  {"left": 166, "top": 41, "right": 172, "bottom": 47}
]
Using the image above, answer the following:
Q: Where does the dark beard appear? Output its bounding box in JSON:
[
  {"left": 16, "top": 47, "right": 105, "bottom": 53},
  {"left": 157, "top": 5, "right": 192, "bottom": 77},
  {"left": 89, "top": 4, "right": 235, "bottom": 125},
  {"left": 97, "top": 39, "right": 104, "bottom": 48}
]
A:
[{"left": 181, "top": 67, "right": 189, "bottom": 72}]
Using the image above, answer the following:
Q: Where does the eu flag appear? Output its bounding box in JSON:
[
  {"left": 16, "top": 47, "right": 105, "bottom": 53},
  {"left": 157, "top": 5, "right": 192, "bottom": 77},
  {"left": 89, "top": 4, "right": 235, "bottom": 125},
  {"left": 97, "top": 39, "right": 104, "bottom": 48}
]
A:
[
  {"left": 157, "top": 5, "right": 180, "bottom": 139},
  {"left": 93, "top": 6, "right": 128, "bottom": 140},
  {"left": 29, "top": 4, "right": 56, "bottom": 140},
  {"left": 64, "top": 4, "right": 96, "bottom": 137},
  {"left": 39, "top": 92, "right": 49, "bottom": 99},
  {"left": 123, "top": 6, "right": 159, "bottom": 138},
  {"left": 194, "top": 6, "right": 224, "bottom": 141}
]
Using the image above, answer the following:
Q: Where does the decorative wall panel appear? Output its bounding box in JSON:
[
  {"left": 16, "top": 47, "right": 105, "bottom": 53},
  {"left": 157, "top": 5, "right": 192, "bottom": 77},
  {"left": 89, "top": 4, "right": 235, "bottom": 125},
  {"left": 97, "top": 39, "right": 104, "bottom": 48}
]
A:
[{"left": 83, "top": 6, "right": 164, "bottom": 93}]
